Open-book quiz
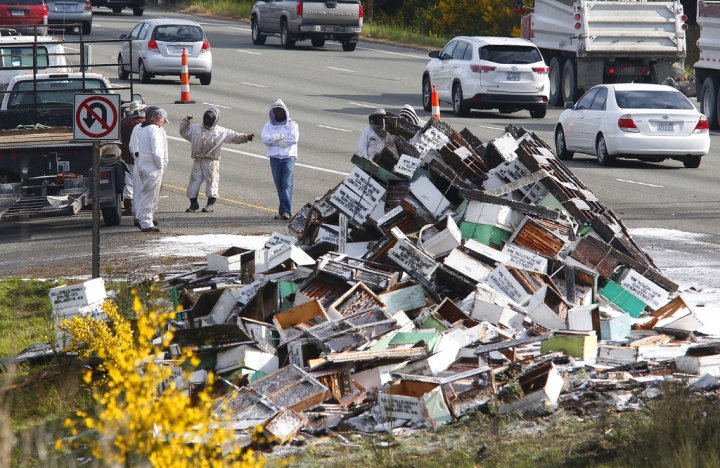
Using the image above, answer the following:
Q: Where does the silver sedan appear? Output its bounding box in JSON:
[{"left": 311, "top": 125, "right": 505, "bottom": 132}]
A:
[
  {"left": 46, "top": 0, "right": 92, "bottom": 34},
  {"left": 554, "top": 83, "right": 710, "bottom": 168},
  {"left": 117, "top": 18, "right": 212, "bottom": 85}
]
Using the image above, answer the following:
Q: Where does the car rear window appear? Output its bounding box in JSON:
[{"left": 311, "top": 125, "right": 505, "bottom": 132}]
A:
[
  {"left": 614, "top": 90, "right": 693, "bottom": 110},
  {"left": 479, "top": 45, "right": 542, "bottom": 64},
  {"left": 8, "top": 78, "right": 108, "bottom": 109},
  {"left": 0, "top": 46, "right": 49, "bottom": 68},
  {"left": 153, "top": 25, "right": 205, "bottom": 42},
  {"left": 0, "top": 0, "right": 44, "bottom": 5}
]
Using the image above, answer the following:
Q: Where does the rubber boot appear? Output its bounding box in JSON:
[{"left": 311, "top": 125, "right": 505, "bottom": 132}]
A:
[
  {"left": 202, "top": 197, "right": 217, "bottom": 213},
  {"left": 122, "top": 198, "right": 132, "bottom": 216},
  {"left": 186, "top": 198, "right": 200, "bottom": 213}
]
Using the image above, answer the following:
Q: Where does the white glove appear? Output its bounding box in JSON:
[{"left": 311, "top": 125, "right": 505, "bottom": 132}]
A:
[
  {"left": 278, "top": 137, "right": 288, "bottom": 148},
  {"left": 270, "top": 134, "right": 283, "bottom": 144}
]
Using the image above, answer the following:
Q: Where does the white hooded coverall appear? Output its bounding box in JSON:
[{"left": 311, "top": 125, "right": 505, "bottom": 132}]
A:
[
  {"left": 179, "top": 116, "right": 249, "bottom": 199},
  {"left": 357, "top": 126, "right": 392, "bottom": 160},
  {"left": 135, "top": 122, "right": 168, "bottom": 229}
]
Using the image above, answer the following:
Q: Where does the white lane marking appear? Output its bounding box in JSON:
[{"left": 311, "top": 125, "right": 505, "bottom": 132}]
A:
[
  {"left": 478, "top": 125, "right": 505, "bottom": 131},
  {"left": 349, "top": 101, "right": 376, "bottom": 108},
  {"left": 240, "top": 81, "right": 267, "bottom": 88},
  {"left": 238, "top": 49, "right": 262, "bottom": 55},
  {"left": 318, "top": 125, "right": 351, "bottom": 132},
  {"left": 229, "top": 26, "right": 251, "bottom": 32},
  {"left": 167, "top": 135, "right": 348, "bottom": 176},
  {"left": 202, "top": 102, "right": 231, "bottom": 109},
  {"left": 616, "top": 179, "right": 664, "bottom": 188},
  {"left": 328, "top": 66, "right": 354, "bottom": 73},
  {"left": 357, "top": 46, "right": 426, "bottom": 59}
]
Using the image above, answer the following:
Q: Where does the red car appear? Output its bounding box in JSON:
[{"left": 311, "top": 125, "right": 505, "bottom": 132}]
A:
[{"left": 0, "top": 0, "right": 48, "bottom": 36}]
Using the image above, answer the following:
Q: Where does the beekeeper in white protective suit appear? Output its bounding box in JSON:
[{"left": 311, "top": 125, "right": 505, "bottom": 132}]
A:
[
  {"left": 134, "top": 108, "right": 169, "bottom": 232},
  {"left": 357, "top": 108, "right": 393, "bottom": 160},
  {"left": 129, "top": 105, "right": 158, "bottom": 221},
  {"left": 180, "top": 106, "right": 254, "bottom": 213}
]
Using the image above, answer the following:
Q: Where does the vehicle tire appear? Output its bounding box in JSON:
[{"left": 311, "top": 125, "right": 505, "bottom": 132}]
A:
[
  {"left": 139, "top": 61, "right": 151, "bottom": 84},
  {"left": 683, "top": 156, "right": 702, "bottom": 168},
  {"left": 112, "top": 7, "right": 122, "bottom": 13},
  {"left": 562, "top": 59, "right": 578, "bottom": 104},
  {"left": 701, "top": 78, "right": 719, "bottom": 130},
  {"left": 555, "top": 126, "right": 574, "bottom": 160},
  {"left": 82, "top": 21, "right": 91, "bottom": 35},
  {"left": 311, "top": 38, "right": 325, "bottom": 48},
  {"left": 452, "top": 83, "right": 469, "bottom": 116},
  {"left": 341, "top": 42, "right": 357, "bottom": 52},
  {"left": 133, "top": 8, "right": 143, "bottom": 16},
  {"left": 548, "top": 57, "right": 564, "bottom": 107},
  {"left": 422, "top": 76, "right": 432, "bottom": 112},
  {"left": 199, "top": 73, "right": 211, "bottom": 85},
  {"left": 251, "top": 18, "right": 265, "bottom": 45},
  {"left": 530, "top": 106, "right": 547, "bottom": 119},
  {"left": 102, "top": 193, "right": 122, "bottom": 226},
  {"left": 117, "top": 54, "right": 129, "bottom": 80},
  {"left": 280, "top": 21, "right": 295, "bottom": 49},
  {"left": 596, "top": 134, "right": 616, "bottom": 166}
]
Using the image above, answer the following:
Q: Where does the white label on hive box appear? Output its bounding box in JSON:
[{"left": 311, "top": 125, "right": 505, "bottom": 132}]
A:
[
  {"left": 413, "top": 126, "right": 450, "bottom": 154},
  {"left": 344, "top": 168, "right": 385, "bottom": 205},
  {"left": 486, "top": 265, "right": 529, "bottom": 304},
  {"left": 329, "top": 184, "right": 375, "bottom": 225},
  {"left": 232, "top": 280, "right": 264, "bottom": 305},
  {"left": 376, "top": 205, "right": 404, "bottom": 227},
  {"left": 49, "top": 278, "right": 105, "bottom": 310},
  {"left": 315, "top": 199, "right": 337, "bottom": 217},
  {"left": 388, "top": 237, "right": 438, "bottom": 279},
  {"left": 394, "top": 154, "right": 421, "bottom": 178},
  {"left": 316, "top": 225, "right": 339, "bottom": 245},
  {"left": 266, "top": 232, "right": 297, "bottom": 248},
  {"left": 501, "top": 160, "right": 545, "bottom": 203},
  {"left": 620, "top": 269, "right": 669, "bottom": 309},
  {"left": 453, "top": 146, "right": 472, "bottom": 160},
  {"left": 288, "top": 340, "right": 306, "bottom": 368},
  {"left": 379, "top": 393, "right": 426, "bottom": 421},
  {"left": 502, "top": 244, "right": 548, "bottom": 273}
]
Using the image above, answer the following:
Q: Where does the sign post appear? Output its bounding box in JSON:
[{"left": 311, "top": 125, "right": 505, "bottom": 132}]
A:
[{"left": 73, "top": 94, "right": 121, "bottom": 278}]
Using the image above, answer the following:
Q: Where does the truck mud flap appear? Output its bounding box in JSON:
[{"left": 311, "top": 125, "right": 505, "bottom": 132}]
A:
[{"left": 1, "top": 189, "right": 88, "bottom": 222}]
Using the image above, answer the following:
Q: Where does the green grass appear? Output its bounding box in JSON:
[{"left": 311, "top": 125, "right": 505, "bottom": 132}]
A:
[{"left": 172, "top": 0, "right": 449, "bottom": 49}]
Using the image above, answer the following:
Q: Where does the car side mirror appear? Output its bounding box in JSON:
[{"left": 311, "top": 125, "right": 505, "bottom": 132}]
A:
[
  {"left": 119, "top": 34, "right": 128, "bottom": 39},
  {"left": 428, "top": 50, "right": 439, "bottom": 59},
  {"left": 564, "top": 102, "right": 574, "bottom": 110}
]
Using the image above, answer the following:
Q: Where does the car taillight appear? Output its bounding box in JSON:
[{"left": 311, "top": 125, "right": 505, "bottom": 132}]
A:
[
  {"left": 694, "top": 116, "right": 709, "bottom": 133},
  {"left": 532, "top": 66, "right": 549, "bottom": 74},
  {"left": 574, "top": 13, "right": 580, "bottom": 20},
  {"left": 473, "top": 65, "right": 495, "bottom": 73},
  {"left": 201, "top": 40, "right": 210, "bottom": 52},
  {"left": 618, "top": 114, "right": 639, "bottom": 132},
  {"left": 99, "top": 172, "right": 110, "bottom": 178},
  {"left": 359, "top": 4, "right": 363, "bottom": 18},
  {"left": 681, "top": 14, "right": 687, "bottom": 21},
  {"left": 43, "top": 5, "right": 48, "bottom": 18},
  {"left": 575, "top": 22, "right": 581, "bottom": 29},
  {"left": 297, "top": 1, "right": 303, "bottom": 17},
  {"left": 84, "top": 1, "right": 91, "bottom": 10},
  {"left": 148, "top": 40, "right": 159, "bottom": 52},
  {"left": 470, "top": 64, "right": 481, "bottom": 73}
]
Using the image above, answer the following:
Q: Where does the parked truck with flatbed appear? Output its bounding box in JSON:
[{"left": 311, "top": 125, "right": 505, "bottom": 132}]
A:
[
  {"left": 521, "top": 0, "right": 688, "bottom": 106},
  {"left": 693, "top": 0, "right": 720, "bottom": 129}
]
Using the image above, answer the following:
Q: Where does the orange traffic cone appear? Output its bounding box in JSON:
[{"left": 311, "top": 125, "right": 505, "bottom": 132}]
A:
[
  {"left": 431, "top": 84, "right": 441, "bottom": 120},
  {"left": 175, "top": 47, "right": 195, "bottom": 104}
]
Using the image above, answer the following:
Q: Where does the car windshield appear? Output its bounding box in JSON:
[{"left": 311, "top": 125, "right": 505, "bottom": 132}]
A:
[
  {"left": 479, "top": 45, "right": 541, "bottom": 64},
  {"left": 0, "top": 46, "right": 49, "bottom": 68},
  {"left": 153, "top": 25, "right": 204, "bottom": 43},
  {"left": 8, "top": 78, "right": 108, "bottom": 109},
  {"left": 614, "top": 90, "right": 694, "bottom": 110}
]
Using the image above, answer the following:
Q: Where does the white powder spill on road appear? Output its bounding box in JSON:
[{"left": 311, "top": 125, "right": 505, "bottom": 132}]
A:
[{"left": 141, "top": 234, "right": 270, "bottom": 258}]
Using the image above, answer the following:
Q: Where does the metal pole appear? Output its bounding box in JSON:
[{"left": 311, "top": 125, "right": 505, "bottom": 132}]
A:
[{"left": 92, "top": 142, "right": 101, "bottom": 278}]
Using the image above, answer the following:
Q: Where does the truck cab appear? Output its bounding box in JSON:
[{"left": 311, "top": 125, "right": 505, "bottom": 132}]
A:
[{"left": 0, "top": 35, "right": 70, "bottom": 91}]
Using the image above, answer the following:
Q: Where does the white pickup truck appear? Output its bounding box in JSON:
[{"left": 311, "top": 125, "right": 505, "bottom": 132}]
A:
[
  {"left": 251, "top": 0, "right": 363, "bottom": 51},
  {"left": 521, "top": 0, "right": 688, "bottom": 105}
]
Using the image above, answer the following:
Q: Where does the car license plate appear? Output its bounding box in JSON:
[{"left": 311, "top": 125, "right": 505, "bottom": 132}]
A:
[
  {"left": 59, "top": 4, "right": 72, "bottom": 11},
  {"left": 506, "top": 73, "right": 520, "bottom": 81},
  {"left": 658, "top": 123, "right": 674, "bottom": 132},
  {"left": 622, "top": 66, "right": 635, "bottom": 75},
  {"left": 10, "top": 9, "right": 23, "bottom": 16},
  {"left": 170, "top": 46, "right": 184, "bottom": 54}
]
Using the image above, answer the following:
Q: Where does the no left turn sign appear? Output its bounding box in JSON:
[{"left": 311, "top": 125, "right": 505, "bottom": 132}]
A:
[{"left": 73, "top": 94, "right": 121, "bottom": 140}]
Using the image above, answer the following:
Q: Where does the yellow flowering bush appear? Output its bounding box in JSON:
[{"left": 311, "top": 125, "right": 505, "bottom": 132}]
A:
[{"left": 56, "top": 290, "right": 264, "bottom": 468}]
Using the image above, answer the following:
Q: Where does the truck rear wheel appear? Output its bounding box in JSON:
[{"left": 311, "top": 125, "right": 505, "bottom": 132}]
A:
[
  {"left": 548, "top": 57, "right": 564, "bottom": 107},
  {"left": 701, "top": 78, "right": 719, "bottom": 130},
  {"left": 311, "top": 38, "right": 325, "bottom": 48},
  {"left": 562, "top": 60, "right": 578, "bottom": 104},
  {"left": 342, "top": 42, "right": 356, "bottom": 52},
  {"left": 280, "top": 21, "right": 295, "bottom": 49},
  {"left": 102, "top": 193, "right": 122, "bottom": 226}
]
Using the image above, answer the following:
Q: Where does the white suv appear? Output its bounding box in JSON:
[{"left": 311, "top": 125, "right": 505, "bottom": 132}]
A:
[{"left": 422, "top": 36, "right": 550, "bottom": 118}]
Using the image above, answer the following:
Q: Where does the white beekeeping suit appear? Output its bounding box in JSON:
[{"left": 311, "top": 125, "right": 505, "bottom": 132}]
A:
[
  {"left": 134, "top": 109, "right": 169, "bottom": 232},
  {"left": 179, "top": 106, "right": 253, "bottom": 213},
  {"left": 357, "top": 108, "right": 392, "bottom": 160}
]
